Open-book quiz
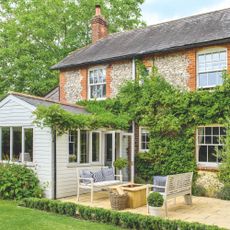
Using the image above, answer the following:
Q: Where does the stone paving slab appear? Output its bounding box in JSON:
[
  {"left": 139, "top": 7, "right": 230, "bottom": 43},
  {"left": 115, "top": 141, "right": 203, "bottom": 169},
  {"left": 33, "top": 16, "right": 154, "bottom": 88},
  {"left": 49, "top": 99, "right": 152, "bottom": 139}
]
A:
[{"left": 61, "top": 192, "right": 230, "bottom": 229}]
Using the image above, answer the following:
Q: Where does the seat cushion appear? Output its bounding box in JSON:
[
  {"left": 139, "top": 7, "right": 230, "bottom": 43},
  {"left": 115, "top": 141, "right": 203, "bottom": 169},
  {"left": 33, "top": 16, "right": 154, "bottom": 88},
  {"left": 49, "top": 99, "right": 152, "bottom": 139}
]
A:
[
  {"left": 102, "top": 168, "right": 114, "bottom": 181},
  {"left": 93, "top": 180, "right": 121, "bottom": 187},
  {"left": 92, "top": 170, "right": 104, "bottom": 182},
  {"left": 80, "top": 170, "right": 93, "bottom": 184},
  {"left": 153, "top": 176, "right": 166, "bottom": 193}
]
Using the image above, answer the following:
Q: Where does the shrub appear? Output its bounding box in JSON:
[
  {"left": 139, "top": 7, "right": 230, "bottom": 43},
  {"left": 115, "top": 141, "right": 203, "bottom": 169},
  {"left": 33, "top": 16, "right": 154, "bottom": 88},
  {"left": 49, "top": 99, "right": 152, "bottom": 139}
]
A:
[
  {"left": 217, "top": 184, "right": 230, "bottom": 200},
  {"left": 192, "top": 184, "right": 207, "bottom": 197},
  {"left": 219, "top": 122, "right": 230, "bottom": 185},
  {"left": 147, "top": 192, "right": 164, "bottom": 207},
  {"left": 20, "top": 198, "right": 224, "bottom": 230},
  {"left": 0, "top": 163, "right": 43, "bottom": 200}
]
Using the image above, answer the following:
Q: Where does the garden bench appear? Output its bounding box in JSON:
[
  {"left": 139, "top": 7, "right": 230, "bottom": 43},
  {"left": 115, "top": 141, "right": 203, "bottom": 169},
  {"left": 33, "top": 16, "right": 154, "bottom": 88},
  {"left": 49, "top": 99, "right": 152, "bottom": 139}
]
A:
[
  {"left": 147, "top": 172, "right": 193, "bottom": 216},
  {"left": 77, "top": 167, "right": 123, "bottom": 203}
]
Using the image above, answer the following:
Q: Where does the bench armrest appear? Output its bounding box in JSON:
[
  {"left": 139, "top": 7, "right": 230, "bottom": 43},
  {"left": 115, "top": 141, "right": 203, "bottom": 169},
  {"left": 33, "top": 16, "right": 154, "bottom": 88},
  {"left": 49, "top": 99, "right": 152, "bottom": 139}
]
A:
[
  {"left": 114, "top": 174, "right": 123, "bottom": 182},
  {"left": 78, "top": 177, "right": 94, "bottom": 184}
]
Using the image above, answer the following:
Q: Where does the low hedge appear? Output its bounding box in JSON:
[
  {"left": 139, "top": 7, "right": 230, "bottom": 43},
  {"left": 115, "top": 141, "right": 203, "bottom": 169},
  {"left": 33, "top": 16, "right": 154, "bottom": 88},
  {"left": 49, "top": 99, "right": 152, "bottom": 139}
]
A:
[{"left": 19, "top": 198, "right": 225, "bottom": 230}]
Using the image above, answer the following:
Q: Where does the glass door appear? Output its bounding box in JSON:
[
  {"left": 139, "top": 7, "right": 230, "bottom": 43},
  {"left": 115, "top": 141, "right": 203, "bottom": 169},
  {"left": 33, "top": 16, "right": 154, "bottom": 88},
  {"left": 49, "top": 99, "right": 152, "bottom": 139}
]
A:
[
  {"left": 120, "top": 133, "right": 133, "bottom": 182},
  {"left": 104, "top": 132, "right": 115, "bottom": 167}
]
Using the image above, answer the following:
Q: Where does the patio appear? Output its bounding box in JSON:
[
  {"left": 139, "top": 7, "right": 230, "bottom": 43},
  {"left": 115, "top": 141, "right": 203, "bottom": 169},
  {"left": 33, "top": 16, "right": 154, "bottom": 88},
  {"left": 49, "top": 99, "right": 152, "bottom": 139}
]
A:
[{"left": 61, "top": 191, "right": 230, "bottom": 229}]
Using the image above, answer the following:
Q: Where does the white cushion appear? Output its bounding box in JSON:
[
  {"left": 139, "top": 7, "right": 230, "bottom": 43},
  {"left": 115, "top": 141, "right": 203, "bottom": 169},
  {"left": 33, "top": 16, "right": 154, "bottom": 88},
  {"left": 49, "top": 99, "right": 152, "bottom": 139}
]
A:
[{"left": 93, "top": 180, "right": 121, "bottom": 187}]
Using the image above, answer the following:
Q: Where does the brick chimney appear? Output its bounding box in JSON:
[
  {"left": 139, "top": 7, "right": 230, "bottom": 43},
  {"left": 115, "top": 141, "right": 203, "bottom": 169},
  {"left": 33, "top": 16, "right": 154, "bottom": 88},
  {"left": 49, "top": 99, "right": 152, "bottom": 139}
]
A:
[{"left": 91, "top": 5, "right": 108, "bottom": 44}]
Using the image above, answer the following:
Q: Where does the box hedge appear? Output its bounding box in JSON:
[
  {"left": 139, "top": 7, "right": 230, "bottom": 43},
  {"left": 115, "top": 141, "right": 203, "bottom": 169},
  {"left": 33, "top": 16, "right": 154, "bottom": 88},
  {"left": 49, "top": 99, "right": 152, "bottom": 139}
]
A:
[{"left": 19, "top": 198, "right": 225, "bottom": 230}]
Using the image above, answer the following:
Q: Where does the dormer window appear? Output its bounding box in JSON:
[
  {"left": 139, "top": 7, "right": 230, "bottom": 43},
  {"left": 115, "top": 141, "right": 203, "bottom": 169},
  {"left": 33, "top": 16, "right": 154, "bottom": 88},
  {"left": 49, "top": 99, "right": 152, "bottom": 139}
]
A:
[
  {"left": 88, "top": 68, "right": 106, "bottom": 99},
  {"left": 197, "top": 49, "right": 227, "bottom": 89}
]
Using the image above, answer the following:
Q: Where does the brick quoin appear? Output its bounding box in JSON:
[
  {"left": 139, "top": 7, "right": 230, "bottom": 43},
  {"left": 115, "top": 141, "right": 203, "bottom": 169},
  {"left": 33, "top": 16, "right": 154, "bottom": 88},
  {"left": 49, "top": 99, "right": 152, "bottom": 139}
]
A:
[
  {"left": 106, "top": 64, "right": 112, "bottom": 98},
  {"left": 80, "top": 68, "right": 88, "bottom": 100},
  {"left": 59, "top": 71, "right": 67, "bottom": 103}
]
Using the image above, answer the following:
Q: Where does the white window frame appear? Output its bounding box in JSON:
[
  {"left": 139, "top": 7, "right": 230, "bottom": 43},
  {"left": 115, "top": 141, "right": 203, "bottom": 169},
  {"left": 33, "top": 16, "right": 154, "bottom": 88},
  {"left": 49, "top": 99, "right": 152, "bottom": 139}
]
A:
[
  {"left": 68, "top": 130, "right": 78, "bottom": 163},
  {"left": 0, "top": 126, "right": 34, "bottom": 163},
  {"left": 196, "top": 125, "right": 226, "bottom": 168},
  {"left": 90, "top": 131, "right": 102, "bottom": 164},
  {"left": 139, "top": 127, "right": 150, "bottom": 152},
  {"left": 196, "top": 48, "right": 227, "bottom": 89},
  {"left": 68, "top": 129, "right": 102, "bottom": 165},
  {"left": 88, "top": 66, "right": 107, "bottom": 100}
]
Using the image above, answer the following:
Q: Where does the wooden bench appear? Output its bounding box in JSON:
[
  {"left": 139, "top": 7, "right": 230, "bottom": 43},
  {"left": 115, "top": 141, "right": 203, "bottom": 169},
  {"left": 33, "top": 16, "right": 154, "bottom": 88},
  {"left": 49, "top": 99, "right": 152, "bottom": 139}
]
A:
[
  {"left": 77, "top": 167, "right": 123, "bottom": 203},
  {"left": 147, "top": 172, "right": 193, "bottom": 216}
]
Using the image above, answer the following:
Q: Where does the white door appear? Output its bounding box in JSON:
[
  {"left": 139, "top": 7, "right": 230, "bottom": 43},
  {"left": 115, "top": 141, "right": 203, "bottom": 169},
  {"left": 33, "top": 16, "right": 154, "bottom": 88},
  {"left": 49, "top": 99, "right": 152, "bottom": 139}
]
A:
[{"left": 120, "top": 132, "right": 134, "bottom": 182}]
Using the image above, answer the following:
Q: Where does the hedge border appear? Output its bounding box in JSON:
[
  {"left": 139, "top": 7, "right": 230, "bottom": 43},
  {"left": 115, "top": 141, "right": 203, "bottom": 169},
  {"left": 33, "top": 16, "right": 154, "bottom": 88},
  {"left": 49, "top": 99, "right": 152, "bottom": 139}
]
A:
[{"left": 19, "top": 198, "right": 225, "bottom": 230}]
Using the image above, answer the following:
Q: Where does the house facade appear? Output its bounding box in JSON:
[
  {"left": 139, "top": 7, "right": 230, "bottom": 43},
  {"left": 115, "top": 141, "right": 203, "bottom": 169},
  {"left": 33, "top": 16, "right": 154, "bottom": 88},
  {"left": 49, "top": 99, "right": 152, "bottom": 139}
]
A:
[
  {"left": 52, "top": 6, "right": 230, "bottom": 173},
  {"left": 0, "top": 6, "right": 230, "bottom": 199}
]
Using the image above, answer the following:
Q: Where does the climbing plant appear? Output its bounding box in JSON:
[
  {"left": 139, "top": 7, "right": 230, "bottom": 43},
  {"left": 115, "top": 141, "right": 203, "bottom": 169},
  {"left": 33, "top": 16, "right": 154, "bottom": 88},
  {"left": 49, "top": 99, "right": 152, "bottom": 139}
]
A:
[{"left": 34, "top": 60, "right": 230, "bottom": 180}]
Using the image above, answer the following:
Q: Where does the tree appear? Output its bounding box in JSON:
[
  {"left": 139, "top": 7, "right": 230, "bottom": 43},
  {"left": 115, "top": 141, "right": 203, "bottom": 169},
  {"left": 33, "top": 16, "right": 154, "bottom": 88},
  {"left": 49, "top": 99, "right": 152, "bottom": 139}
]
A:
[{"left": 0, "top": 0, "right": 145, "bottom": 97}]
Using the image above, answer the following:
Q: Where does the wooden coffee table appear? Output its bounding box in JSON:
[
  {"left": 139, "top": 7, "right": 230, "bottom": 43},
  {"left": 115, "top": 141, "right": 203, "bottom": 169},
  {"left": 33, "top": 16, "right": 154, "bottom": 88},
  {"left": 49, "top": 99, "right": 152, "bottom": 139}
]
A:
[{"left": 109, "top": 183, "right": 147, "bottom": 209}]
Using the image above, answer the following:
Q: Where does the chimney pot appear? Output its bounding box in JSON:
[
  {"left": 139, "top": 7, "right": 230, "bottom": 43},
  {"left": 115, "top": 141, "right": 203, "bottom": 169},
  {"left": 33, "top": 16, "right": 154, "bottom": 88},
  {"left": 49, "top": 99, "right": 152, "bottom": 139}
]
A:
[{"left": 95, "top": 5, "right": 101, "bottom": 16}]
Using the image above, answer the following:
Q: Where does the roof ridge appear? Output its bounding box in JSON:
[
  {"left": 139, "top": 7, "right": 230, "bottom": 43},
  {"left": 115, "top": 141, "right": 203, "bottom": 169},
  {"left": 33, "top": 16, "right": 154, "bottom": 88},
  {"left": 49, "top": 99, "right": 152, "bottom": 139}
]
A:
[
  {"left": 106, "top": 7, "right": 230, "bottom": 38},
  {"left": 76, "top": 8, "right": 230, "bottom": 48},
  {"left": 9, "top": 91, "right": 85, "bottom": 109}
]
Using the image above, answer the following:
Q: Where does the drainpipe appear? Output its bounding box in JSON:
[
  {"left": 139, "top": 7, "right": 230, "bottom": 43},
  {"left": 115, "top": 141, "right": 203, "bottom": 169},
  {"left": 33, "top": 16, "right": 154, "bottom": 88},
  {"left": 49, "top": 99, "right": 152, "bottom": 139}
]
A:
[
  {"left": 131, "top": 58, "right": 136, "bottom": 182},
  {"left": 52, "top": 129, "right": 57, "bottom": 200}
]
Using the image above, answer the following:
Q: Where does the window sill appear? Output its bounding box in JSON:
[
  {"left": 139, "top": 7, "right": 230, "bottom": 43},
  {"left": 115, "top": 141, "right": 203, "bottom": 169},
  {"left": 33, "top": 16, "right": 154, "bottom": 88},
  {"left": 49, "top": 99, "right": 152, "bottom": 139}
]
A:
[
  {"left": 139, "top": 149, "right": 149, "bottom": 153},
  {"left": 197, "top": 163, "right": 220, "bottom": 172},
  {"left": 0, "top": 161, "right": 35, "bottom": 167},
  {"left": 66, "top": 163, "right": 104, "bottom": 168}
]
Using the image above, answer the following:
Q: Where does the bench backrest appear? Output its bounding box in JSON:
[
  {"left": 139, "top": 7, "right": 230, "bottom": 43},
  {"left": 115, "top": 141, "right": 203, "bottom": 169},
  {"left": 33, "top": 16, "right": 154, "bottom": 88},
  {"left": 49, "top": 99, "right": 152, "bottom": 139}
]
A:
[
  {"left": 77, "top": 166, "right": 109, "bottom": 178},
  {"left": 165, "top": 172, "right": 193, "bottom": 195}
]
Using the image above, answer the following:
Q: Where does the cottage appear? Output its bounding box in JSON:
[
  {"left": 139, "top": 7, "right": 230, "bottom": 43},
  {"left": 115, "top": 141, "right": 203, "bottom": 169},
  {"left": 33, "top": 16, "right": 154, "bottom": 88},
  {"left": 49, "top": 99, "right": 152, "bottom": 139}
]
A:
[{"left": 0, "top": 6, "right": 230, "bottom": 199}]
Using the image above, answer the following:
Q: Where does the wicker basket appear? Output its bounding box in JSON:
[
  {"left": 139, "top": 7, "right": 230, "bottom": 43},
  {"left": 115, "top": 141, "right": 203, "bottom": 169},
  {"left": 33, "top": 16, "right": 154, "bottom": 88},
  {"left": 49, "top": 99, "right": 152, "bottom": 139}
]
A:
[{"left": 109, "top": 191, "right": 128, "bottom": 210}]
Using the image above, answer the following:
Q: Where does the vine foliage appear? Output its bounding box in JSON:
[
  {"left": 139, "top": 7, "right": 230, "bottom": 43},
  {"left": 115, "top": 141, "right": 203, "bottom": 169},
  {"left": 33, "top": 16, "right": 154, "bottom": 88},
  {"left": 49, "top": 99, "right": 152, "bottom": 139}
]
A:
[{"left": 34, "top": 60, "right": 230, "bottom": 180}]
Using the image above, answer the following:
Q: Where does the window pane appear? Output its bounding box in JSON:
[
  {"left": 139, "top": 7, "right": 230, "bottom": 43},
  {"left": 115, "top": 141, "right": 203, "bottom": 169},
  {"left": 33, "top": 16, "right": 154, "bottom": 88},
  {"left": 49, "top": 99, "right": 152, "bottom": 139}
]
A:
[
  {"left": 220, "top": 52, "right": 226, "bottom": 61},
  {"left": 213, "top": 127, "right": 219, "bottom": 135},
  {"left": 89, "top": 71, "right": 94, "bottom": 84},
  {"left": 208, "top": 146, "right": 217, "bottom": 162},
  {"left": 207, "top": 72, "right": 217, "bottom": 86},
  {"left": 217, "top": 146, "right": 223, "bottom": 162},
  {"left": 198, "top": 54, "right": 205, "bottom": 63},
  {"left": 220, "top": 127, "right": 226, "bottom": 136},
  {"left": 205, "top": 54, "right": 212, "bottom": 62},
  {"left": 2, "top": 128, "right": 10, "bottom": 161},
  {"left": 69, "top": 131, "right": 78, "bottom": 163},
  {"left": 13, "top": 127, "right": 22, "bottom": 162},
  {"left": 198, "top": 135, "right": 204, "bottom": 144},
  {"left": 199, "top": 146, "right": 207, "bottom": 162},
  {"left": 24, "top": 128, "right": 33, "bottom": 162},
  {"left": 205, "top": 127, "right": 212, "bottom": 135},
  {"left": 205, "top": 136, "right": 212, "bottom": 144},
  {"left": 199, "top": 73, "right": 207, "bottom": 87},
  {"left": 198, "top": 127, "right": 204, "bottom": 135},
  {"left": 80, "top": 130, "right": 89, "bottom": 163},
  {"left": 213, "top": 136, "right": 219, "bottom": 144},
  {"left": 92, "top": 132, "right": 100, "bottom": 162}
]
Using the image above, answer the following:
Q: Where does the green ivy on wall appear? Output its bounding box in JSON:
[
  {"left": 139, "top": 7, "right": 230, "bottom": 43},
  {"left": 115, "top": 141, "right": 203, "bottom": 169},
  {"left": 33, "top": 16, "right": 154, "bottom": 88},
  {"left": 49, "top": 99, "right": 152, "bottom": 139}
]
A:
[{"left": 34, "top": 60, "right": 230, "bottom": 180}]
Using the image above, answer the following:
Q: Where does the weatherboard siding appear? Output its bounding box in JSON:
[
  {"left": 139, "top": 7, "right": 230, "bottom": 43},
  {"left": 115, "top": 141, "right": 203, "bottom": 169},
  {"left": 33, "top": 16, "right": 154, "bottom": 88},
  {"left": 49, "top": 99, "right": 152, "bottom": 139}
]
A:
[
  {"left": 0, "top": 98, "right": 53, "bottom": 198},
  {"left": 56, "top": 134, "right": 103, "bottom": 198}
]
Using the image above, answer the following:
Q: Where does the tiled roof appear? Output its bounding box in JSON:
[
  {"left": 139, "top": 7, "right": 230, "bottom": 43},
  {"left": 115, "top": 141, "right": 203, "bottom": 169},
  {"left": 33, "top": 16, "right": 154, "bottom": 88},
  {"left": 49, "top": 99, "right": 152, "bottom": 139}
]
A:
[
  {"left": 52, "top": 8, "right": 230, "bottom": 70},
  {"left": 9, "top": 92, "right": 88, "bottom": 114}
]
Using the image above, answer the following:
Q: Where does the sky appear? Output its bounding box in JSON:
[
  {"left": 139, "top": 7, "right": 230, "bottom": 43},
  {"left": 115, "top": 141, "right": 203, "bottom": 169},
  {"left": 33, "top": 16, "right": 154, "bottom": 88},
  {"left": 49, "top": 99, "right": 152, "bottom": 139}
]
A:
[{"left": 141, "top": 0, "right": 230, "bottom": 25}]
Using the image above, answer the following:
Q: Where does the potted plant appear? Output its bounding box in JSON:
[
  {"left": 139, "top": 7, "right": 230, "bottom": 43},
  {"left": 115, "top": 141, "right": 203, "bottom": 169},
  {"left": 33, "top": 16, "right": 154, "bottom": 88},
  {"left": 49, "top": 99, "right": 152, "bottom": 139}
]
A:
[
  {"left": 113, "top": 158, "right": 128, "bottom": 178},
  {"left": 147, "top": 192, "right": 164, "bottom": 216},
  {"left": 113, "top": 158, "right": 128, "bottom": 170}
]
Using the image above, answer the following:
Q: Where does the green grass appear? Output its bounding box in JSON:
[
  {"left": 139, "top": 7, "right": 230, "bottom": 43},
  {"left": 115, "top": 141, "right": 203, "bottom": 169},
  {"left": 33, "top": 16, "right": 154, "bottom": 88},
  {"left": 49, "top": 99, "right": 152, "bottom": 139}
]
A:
[{"left": 0, "top": 200, "right": 121, "bottom": 230}]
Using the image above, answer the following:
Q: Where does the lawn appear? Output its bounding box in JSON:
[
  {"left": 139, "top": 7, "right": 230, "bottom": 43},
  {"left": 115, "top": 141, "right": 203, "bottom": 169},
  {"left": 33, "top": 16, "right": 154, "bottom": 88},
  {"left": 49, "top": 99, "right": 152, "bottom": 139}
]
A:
[{"left": 0, "top": 200, "right": 121, "bottom": 230}]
